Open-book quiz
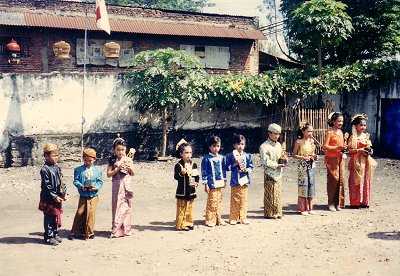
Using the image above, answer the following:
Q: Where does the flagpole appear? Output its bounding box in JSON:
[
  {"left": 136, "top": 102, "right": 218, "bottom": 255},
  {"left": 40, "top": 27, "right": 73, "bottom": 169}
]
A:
[{"left": 81, "top": 0, "right": 88, "bottom": 154}]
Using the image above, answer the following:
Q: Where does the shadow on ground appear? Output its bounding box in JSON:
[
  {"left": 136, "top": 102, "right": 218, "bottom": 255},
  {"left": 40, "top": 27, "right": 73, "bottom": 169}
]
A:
[
  {"left": 0, "top": 232, "right": 44, "bottom": 245},
  {"left": 368, "top": 231, "right": 400, "bottom": 241}
]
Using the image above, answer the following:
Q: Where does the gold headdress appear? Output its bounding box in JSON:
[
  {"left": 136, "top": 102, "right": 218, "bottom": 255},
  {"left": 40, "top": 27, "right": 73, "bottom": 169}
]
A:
[
  {"left": 299, "top": 120, "right": 308, "bottom": 129},
  {"left": 113, "top": 133, "right": 125, "bottom": 144},
  {"left": 351, "top": 113, "right": 368, "bottom": 122},
  {"left": 176, "top": 138, "right": 188, "bottom": 151},
  {"left": 327, "top": 112, "right": 335, "bottom": 120}
]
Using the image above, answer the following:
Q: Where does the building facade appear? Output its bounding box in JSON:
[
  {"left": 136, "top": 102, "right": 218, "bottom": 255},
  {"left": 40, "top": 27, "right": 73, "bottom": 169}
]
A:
[{"left": 0, "top": 0, "right": 264, "bottom": 74}]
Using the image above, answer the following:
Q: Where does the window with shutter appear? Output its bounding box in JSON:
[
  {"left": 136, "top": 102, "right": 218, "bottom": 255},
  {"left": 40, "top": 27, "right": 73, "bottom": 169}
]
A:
[
  {"left": 180, "top": 44, "right": 230, "bottom": 69},
  {"left": 180, "top": 44, "right": 195, "bottom": 54}
]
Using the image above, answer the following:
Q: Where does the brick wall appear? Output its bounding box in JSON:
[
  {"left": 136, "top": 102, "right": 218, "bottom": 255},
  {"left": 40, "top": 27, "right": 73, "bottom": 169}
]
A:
[
  {"left": 0, "top": 26, "right": 43, "bottom": 73},
  {"left": 0, "top": 28, "right": 258, "bottom": 74}
]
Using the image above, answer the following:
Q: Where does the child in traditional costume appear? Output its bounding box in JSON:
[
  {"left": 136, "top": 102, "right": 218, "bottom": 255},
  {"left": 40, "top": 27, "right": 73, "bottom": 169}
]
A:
[
  {"left": 39, "top": 143, "right": 67, "bottom": 246},
  {"left": 226, "top": 134, "right": 254, "bottom": 225},
  {"left": 174, "top": 139, "right": 199, "bottom": 231},
  {"left": 347, "top": 114, "right": 377, "bottom": 208},
  {"left": 259, "top": 123, "right": 285, "bottom": 219},
  {"left": 201, "top": 136, "right": 227, "bottom": 227},
  {"left": 292, "top": 122, "right": 319, "bottom": 215},
  {"left": 107, "top": 135, "right": 135, "bottom": 238},
  {"left": 68, "top": 148, "right": 103, "bottom": 240},
  {"left": 322, "top": 112, "right": 347, "bottom": 212}
]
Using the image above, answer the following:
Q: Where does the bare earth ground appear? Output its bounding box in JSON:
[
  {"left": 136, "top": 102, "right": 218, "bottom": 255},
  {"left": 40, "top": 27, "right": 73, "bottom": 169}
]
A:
[{"left": 0, "top": 156, "right": 399, "bottom": 276}]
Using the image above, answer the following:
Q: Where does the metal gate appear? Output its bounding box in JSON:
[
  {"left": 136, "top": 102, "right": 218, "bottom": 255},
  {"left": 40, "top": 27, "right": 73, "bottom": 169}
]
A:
[{"left": 380, "top": 99, "right": 400, "bottom": 158}]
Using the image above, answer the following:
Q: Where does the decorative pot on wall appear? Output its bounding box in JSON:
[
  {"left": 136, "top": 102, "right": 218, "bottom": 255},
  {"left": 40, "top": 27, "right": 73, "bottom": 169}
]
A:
[
  {"left": 53, "top": 41, "right": 71, "bottom": 59},
  {"left": 6, "top": 39, "right": 21, "bottom": 64},
  {"left": 103, "top": 42, "right": 120, "bottom": 59}
]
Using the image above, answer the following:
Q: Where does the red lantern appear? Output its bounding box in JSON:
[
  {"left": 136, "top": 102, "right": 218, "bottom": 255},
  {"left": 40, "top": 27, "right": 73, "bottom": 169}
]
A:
[
  {"left": 6, "top": 39, "right": 21, "bottom": 64},
  {"left": 6, "top": 39, "right": 21, "bottom": 52}
]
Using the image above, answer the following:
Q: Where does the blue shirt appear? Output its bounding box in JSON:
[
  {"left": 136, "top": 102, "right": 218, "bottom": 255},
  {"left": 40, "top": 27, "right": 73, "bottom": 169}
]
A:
[
  {"left": 226, "top": 151, "right": 254, "bottom": 186},
  {"left": 73, "top": 165, "right": 103, "bottom": 197},
  {"left": 201, "top": 153, "right": 227, "bottom": 189}
]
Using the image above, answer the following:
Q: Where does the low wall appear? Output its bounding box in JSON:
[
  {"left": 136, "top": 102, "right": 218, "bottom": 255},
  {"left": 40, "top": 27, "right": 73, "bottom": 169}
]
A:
[{"left": 0, "top": 72, "right": 264, "bottom": 167}]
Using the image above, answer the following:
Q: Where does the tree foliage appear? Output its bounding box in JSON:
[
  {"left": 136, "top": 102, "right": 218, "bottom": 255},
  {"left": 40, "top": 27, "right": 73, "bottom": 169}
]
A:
[
  {"left": 288, "top": 0, "right": 353, "bottom": 70},
  {"left": 125, "top": 48, "right": 206, "bottom": 112},
  {"left": 126, "top": 49, "right": 400, "bottom": 112},
  {"left": 201, "top": 72, "right": 283, "bottom": 110},
  {"left": 107, "top": 0, "right": 213, "bottom": 12},
  {"left": 281, "top": 0, "right": 400, "bottom": 65},
  {"left": 124, "top": 48, "right": 399, "bottom": 156},
  {"left": 334, "top": 0, "right": 400, "bottom": 63},
  {"left": 125, "top": 48, "right": 207, "bottom": 157},
  {"left": 202, "top": 60, "right": 400, "bottom": 104}
]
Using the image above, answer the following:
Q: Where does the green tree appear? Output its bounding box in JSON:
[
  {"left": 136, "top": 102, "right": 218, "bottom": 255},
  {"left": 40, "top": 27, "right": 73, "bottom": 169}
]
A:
[
  {"left": 280, "top": 0, "right": 400, "bottom": 64},
  {"left": 107, "top": 0, "right": 214, "bottom": 12},
  {"left": 289, "top": 0, "right": 353, "bottom": 73},
  {"left": 333, "top": 0, "right": 400, "bottom": 63},
  {"left": 125, "top": 48, "right": 206, "bottom": 157}
]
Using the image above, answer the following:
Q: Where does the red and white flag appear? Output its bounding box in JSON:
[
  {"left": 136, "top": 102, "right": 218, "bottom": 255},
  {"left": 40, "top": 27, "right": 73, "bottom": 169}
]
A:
[{"left": 96, "top": 0, "right": 111, "bottom": 34}]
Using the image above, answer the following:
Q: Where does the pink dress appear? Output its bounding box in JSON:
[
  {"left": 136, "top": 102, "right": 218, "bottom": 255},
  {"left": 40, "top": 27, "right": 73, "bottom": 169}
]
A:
[
  {"left": 348, "top": 139, "right": 376, "bottom": 207},
  {"left": 110, "top": 161, "right": 133, "bottom": 238}
]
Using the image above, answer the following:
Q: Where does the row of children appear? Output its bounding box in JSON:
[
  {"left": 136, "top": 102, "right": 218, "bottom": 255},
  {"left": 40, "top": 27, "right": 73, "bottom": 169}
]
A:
[
  {"left": 175, "top": 112, "right": 377, "bottom": 230},
  {"left": 174, "top": 134, "right": 254, "bottom": 230},
  {"left": 39, "top": 137, "right": 134, "bottom": 245},
  {"left": 39, "top": 112, "right": 376, "bottom": 244}
]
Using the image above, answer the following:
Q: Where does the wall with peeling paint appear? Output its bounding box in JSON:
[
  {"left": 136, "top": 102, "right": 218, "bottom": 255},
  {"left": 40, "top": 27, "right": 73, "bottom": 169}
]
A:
[{"left": 0, "top": 73, "right": 264, "bottom": 166}]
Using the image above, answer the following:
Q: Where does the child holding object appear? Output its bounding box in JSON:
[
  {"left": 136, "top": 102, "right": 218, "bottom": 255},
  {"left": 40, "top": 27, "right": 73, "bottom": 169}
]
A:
[
  {"left": 347, "top": 114, "right": 377, "bottom": 208},
  {"left": 107, "top": 135, "right": 135, "bottom": 238},
  {"left": 225, "top": 134, "right": 254, "bottom": 225},
  {"left": 174, "top": 139, "right": 199, "bottom": 231},
  {"left": 322, "top": 112, "right": 347, "bottom": 212},
  {"left": 259, "top": 124, "right": 285, "bottom": 219},
  {"left": 201, "top": 136, "right": 227, "bottom": 227},
  {"left": 68, "top": 148, "right": 103, "bottom": 240},
  {"left": 292, "top": 122, "right": 319, "bottom": 215}
]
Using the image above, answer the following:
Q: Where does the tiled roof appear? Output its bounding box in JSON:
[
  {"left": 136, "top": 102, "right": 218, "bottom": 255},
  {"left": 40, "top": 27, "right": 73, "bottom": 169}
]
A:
[{"left": 0, "top": 12, "right": 266, "bottom": 40}]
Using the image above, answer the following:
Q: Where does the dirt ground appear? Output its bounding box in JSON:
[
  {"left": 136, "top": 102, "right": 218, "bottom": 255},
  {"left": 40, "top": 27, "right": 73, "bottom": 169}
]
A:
[{"left": 0, "top": 155, "right": 399, "bottom": 276}]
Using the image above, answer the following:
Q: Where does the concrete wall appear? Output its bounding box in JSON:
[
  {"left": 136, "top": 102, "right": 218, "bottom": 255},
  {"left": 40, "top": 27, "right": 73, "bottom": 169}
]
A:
[{"left": 0, "top": 72, "right": 264, "bottom": 167}]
